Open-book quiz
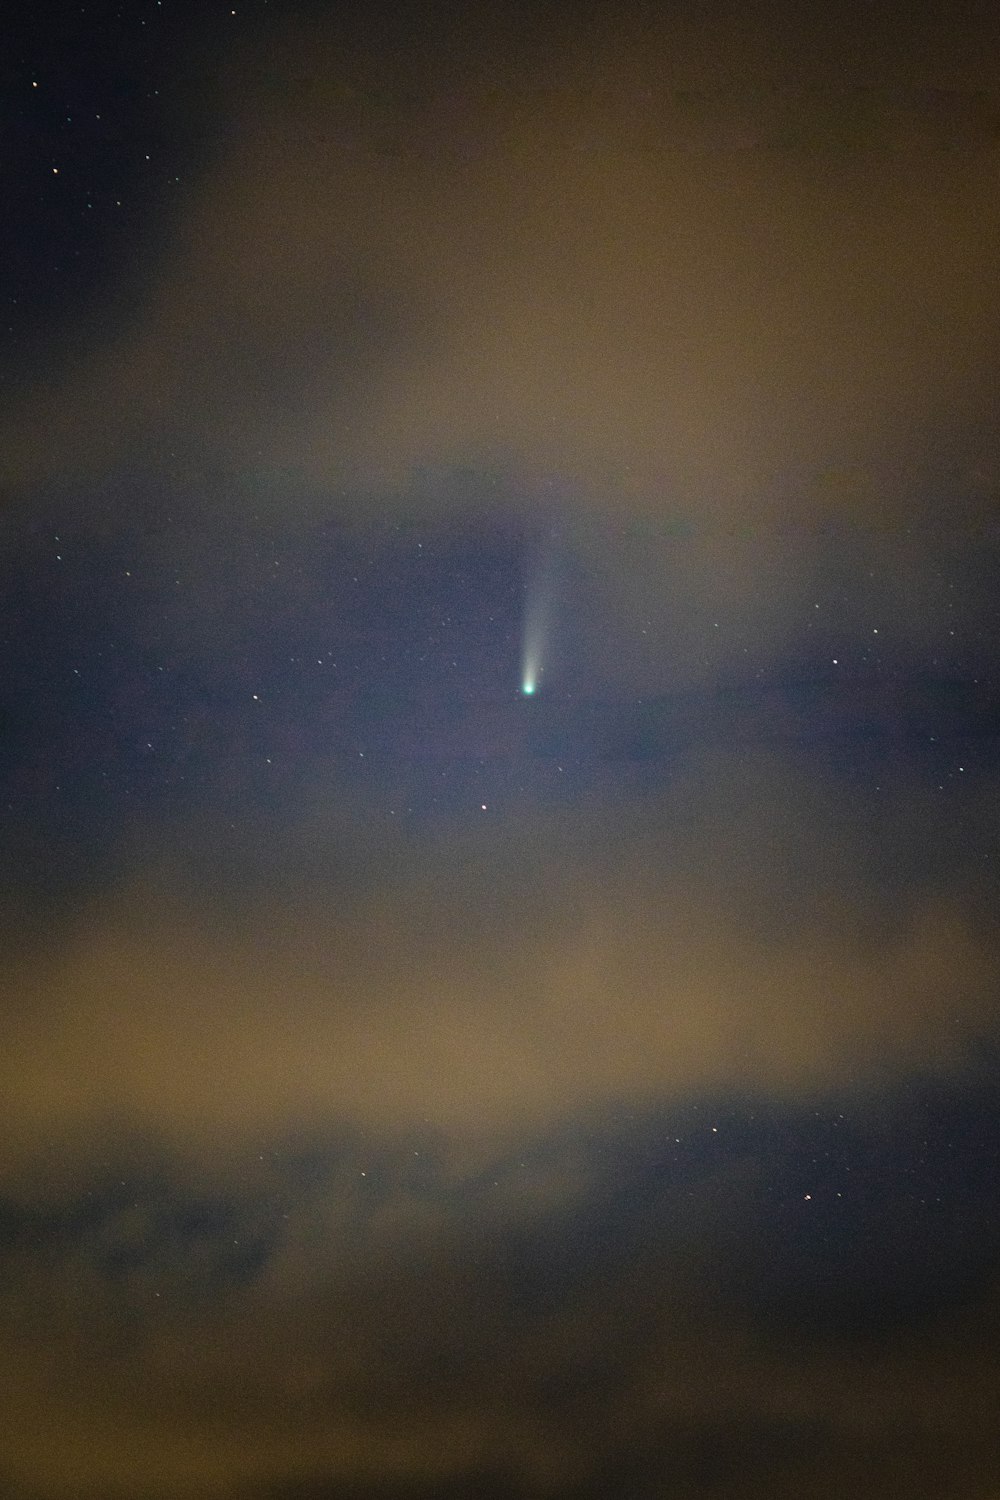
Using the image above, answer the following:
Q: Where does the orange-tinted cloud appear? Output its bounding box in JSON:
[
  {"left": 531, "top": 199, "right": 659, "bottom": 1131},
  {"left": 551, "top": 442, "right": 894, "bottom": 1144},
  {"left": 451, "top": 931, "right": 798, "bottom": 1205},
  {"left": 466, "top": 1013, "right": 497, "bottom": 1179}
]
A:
[{"left": 4, "top": 9, "right": 999, "bottom": 537}]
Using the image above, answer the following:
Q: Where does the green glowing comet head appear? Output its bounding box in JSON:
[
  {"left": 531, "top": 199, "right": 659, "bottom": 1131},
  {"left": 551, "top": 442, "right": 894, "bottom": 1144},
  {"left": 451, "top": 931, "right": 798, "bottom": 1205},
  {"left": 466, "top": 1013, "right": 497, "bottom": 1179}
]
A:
[{"left": 522, "top": 680, "right": 536, "bottom": 695}]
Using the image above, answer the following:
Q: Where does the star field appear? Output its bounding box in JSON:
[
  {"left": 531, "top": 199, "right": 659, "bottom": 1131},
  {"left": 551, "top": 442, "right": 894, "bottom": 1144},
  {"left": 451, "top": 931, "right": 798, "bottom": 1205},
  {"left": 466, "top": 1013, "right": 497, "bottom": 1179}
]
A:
[{"left": 2, "top": 1, "right": 1000, "bottom": 1497}]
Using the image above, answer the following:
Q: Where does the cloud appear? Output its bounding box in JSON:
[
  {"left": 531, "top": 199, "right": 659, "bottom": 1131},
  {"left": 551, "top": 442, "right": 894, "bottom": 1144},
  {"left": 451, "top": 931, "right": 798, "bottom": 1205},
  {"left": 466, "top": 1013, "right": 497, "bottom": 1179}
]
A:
[
  {"left": 2, "top": 1086, "right": 1000, "bottom": 1498},
  {"left": 2, "top": 755, "right": 996, "bottom": 1177},
  {"left": 4, "top": 8, "right": 1000, "bottom": 536},
  {"left": 1, "top": 734, "right": 996, "bottom": 1500}
]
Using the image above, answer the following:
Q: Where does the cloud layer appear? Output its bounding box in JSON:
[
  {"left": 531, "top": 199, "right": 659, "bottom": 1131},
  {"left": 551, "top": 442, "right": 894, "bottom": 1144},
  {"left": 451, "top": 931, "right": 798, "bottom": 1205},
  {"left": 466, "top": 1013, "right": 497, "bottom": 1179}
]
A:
[
  {"left": 6, "top": 6, "right": 1000, "bottom": 534},
  {"left": 4, "top": 752, "right": 997, "bottom": 1177}
]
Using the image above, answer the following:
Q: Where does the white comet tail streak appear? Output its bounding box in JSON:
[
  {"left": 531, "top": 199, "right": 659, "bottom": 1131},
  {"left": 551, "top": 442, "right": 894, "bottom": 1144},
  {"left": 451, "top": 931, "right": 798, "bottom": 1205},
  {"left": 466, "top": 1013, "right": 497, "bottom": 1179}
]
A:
[{"left": 521, "top": 567, "right": 550, "bottom": 697}]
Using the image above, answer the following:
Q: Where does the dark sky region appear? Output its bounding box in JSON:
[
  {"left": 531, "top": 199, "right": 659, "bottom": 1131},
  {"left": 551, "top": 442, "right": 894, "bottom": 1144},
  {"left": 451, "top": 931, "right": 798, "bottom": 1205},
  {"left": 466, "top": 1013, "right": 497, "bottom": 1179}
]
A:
[{"left": 4, "top": 0, "right": 1000, "bottom": 1495}]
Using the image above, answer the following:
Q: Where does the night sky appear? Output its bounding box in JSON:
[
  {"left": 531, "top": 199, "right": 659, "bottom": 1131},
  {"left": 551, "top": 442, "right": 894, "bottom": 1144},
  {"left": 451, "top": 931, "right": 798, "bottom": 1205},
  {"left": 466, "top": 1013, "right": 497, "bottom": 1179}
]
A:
[{"left": 4, "top": 2, "right": 1000, "bottom": 1496}]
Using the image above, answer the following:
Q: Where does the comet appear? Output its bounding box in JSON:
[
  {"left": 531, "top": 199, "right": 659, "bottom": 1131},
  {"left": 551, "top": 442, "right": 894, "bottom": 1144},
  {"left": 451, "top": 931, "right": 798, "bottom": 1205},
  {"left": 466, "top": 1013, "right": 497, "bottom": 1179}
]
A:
[{"left": 521, "top": 530, "right": 555, "bottom": 696}]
